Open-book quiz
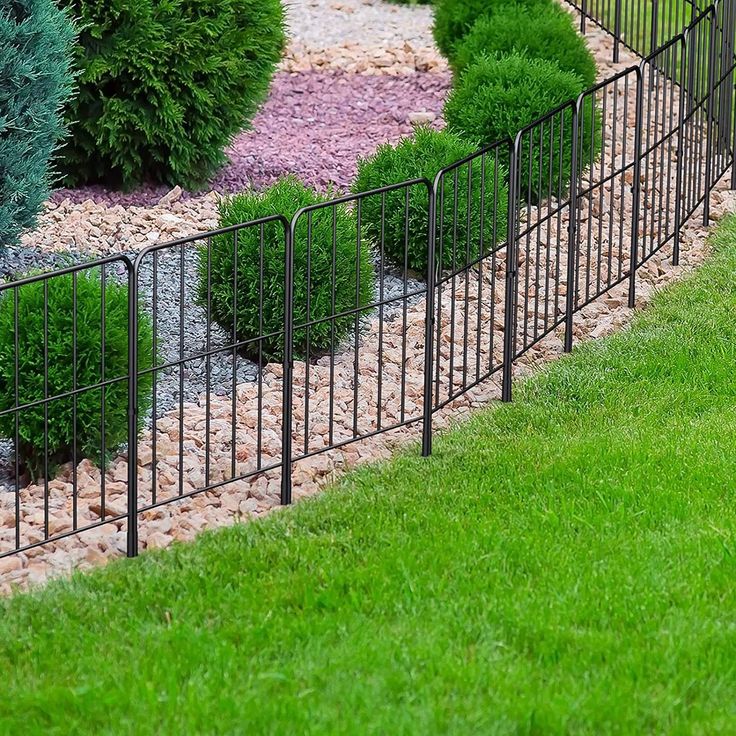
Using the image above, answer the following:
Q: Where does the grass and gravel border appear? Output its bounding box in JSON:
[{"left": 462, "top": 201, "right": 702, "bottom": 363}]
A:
[{"left": 1, "top": 216, "right": 736, "bottom": 734}]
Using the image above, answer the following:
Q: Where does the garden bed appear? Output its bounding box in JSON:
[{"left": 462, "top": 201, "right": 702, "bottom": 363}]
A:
[{"left": 0, "top": 1, "right": 731, "bottom": 590}]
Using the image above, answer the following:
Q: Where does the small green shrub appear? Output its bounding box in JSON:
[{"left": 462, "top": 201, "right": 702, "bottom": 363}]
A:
[
  {"left": 444, "top": 53, "right": 601, "bottom": 201},
  {"left": 432, "top": 0, "right": 551, "bottom": 58},
  {"left": 0, "top": 0, "right": 75, "bottom": 250},
  {"left": 353, "top": 127, "right": 509, "bottom": 274},
  {"left": 451, "top": 5, "right": 597, "bottom": 87},
  {"left": 58, "top": 0, "right": 286, "bottom": 190},
  {"left": 197, "top": 178, "right": 374, "bottom": 362},
  {"left": 0, "top": 271, "right": 154, "bottom": 480}
]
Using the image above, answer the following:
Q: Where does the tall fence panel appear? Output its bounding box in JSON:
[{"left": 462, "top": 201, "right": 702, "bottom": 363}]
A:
[{"left": 505, "top": 101, "right": 578, "bottom": 386}]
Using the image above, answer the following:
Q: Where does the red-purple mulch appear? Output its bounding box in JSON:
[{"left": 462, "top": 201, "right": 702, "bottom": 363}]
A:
[{"left": 54, "top": 71, "right": 451, "bottom": 207}]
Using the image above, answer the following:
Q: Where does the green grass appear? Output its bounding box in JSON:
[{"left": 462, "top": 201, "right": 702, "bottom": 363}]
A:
[{"left": 2, "top": 218, "right": 736, "bottom": 734}]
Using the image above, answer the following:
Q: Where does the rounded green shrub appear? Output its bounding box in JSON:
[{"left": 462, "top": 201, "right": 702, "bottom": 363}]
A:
[
  {"left": 0, "top": 0, "right": 75, "bottom": 250},
  {"left": 58, "top": 0, "right": 286, "bottom": 190},
  {"left": 197, "top": 178, "right": 374, "bottom": 363},
  {"left": 444, "top": 53, "right": 601, "bottom": 201},
  {"left": 451, "top": 5, "right": 597, "bottom": 87},
  {"left": 0, "top": 271, "right": 154, "bottom": 480},
  {"left": 353, "top": 127, "right": 509, "bottom": 274},
  {"left": 432, "top": 0, "right": 550, "bottom": 59}
]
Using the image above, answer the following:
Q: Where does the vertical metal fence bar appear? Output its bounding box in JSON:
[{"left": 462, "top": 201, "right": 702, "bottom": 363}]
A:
[
  {"left": 673, "top": 35, "right": 687, "bottom": 265},
  {"left": 422, "top": 181, "right": 437, "bottom": 458},
  {"left": 281, "top": 220, "right": 295, "bottom": 506},
  {"left": 651, "top": 0, "right": 660, "bottom": 53},
  {"left": 565, "top": 104, "right": 581, "bottom": 353},
  {"left": 127, "top": 260, "right": 139, "bottom": 558},
  {"left": 703, "top": 8, "right": 718, "bottom": 225},
  {"left": 502, "top": 141, "right": 519, "bottom": 403},
  {"left": 614, "top": 0, "right": 622, "bottom": 62},
  {"left": 628, "top": 66, "right": 645, "bottom": 308}
]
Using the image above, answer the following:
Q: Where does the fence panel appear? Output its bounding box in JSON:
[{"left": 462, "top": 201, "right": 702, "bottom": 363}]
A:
[
  {"left": 574, "top": 67, "right": 640, "bottom": 310},
  {"left": 0, "top": 257, "right": 135, "bottom": 558},
  {"left": 507, "top": 101, "right": 578, "bottom": 368},
  {"left": 636, "top": 36, "right": 687, "bottom": 267},
  {"left": 287, "top": 181, "right": 432, "bottom": 465},
  {"left": 431, "top": 142, "right": 511, "bottom": 412},
  {"left": 132, "top": 217, "right": 291, "bottom": 536}
]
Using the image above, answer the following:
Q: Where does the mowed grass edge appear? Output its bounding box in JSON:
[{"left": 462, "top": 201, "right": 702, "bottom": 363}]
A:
[{"left": 1, "top": 218, "right": 736, "bottom": 734}]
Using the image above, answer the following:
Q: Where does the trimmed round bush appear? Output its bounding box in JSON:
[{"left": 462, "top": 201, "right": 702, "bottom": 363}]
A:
[
  {"left": 353, "top": 127, "right": 509, "bottom": 274},
  {"left": 432, "top": 0, "right": 550, "bottom": 59},
  {"left": 58, "top": 0, "right": 286, "bottom": 190},
  {"left": 451, "top": 5, "right": 597, "bottom": 87},
  {"left": 0, "top": 272, "right": 154, "bottom": 480},
  {"left": 444, "top": 53, "right": 601, "bottom": 201},
  {"left": 0, "top": 0, "right": 75, "bottom": 250},
  {"left": 197, "top": 178, "right": 374, "bottom": 363}
]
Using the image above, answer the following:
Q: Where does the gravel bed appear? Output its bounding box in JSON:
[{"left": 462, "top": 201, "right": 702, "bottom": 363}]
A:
[
  {"left": 284, "top": 0, "right": 435, "bottom": 50},
  {"left": 0, "top": 239, "right": 423, "bottom": 492},
  {"left": 50, "top": 72, "right": 450, "bottom": 208}
]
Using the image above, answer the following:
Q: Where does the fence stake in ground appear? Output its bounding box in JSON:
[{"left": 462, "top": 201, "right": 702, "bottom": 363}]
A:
[
  {"left": 628, "top": 66, "right": 645, "bottom": 309},
  {"left": 422, "top": 180, "right": 438, "bottom": 458},
  {"left": 502, "top": 141, "right": 520, "bottom": 403},
  {"left": 127, "top": 258, "right": 139, "bottom": 558},
  {"left": 281, "top": 220, "right": 295, "bottom": 506}
]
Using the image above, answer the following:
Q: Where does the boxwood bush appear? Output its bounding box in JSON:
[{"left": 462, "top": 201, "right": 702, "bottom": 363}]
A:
[
  {"left": 58, "top": 0, "right": 286, "bottom": 190},
  {"left": 0, "top": 271, "right": 154, "bottom": 480},
  {"left": 197, "top": 178, "right": 374, "bottom": 362},
  {"left": 432, "top": 0, "right": 551, "bottom": 59},
  {"left": 444, "top": 53, "right": 601, "bottom": 201},
  {"left": 451, "top": 5, "right": 597, "bottom": 87},
  {"left": 0, "top": 0, "right": 75, "bottom": 250},
  {"left": 352, "top": 127, "right": 508, "bottom": 274}
]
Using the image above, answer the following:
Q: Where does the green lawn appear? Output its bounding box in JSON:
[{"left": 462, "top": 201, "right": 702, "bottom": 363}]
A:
[{"left": 2, "top": 218, "right": 736, "bottom": 734}]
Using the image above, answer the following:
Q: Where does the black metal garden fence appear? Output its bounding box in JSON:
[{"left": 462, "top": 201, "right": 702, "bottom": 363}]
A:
[{"left": 0, "top": 0, "right": 733, "bottom": 560}]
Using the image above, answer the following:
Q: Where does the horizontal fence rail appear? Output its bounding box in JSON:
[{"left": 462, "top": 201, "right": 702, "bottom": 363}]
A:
[{"left": 0, "top": 0, "right": 734, "bottom": 561}]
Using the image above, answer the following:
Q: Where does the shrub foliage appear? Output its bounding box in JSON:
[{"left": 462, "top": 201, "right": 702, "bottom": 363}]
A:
[
  {"left": 451, "top": 5, "right": 597, "bottom": 87},
  {"left": 58, "top": 0, "right": 286, "bottom": 190},
  {"left": 432, "top": 0, "right": 550, "bottom": 59},
  {"left": 353, "top": 127, "right": 509, "bottom": 274},
  {"left": 0, "top": 0, "right": 75, "bottom": 250},
  {"left": 197, "top": 178, "right": 374, "bottom": 362},
  {"left": 444, "top": 53, "right": 600, "bottom": 200},
  {"left": 0, "top": 271, "right": 154, "bottom": 480}
]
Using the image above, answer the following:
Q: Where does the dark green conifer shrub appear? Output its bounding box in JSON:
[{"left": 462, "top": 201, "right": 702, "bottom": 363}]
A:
[
  {"left": 58, "top": 0, "right": 286, "bottom": 190},
  {"left": 353, "top": 127, "right": 509, "bottom": 274},
  {"left": 432, "top": 0, "right": 550, "bottom": 59},
  {"left": 444, "top": 53, "right": 601, "bottom": 201},
  {"left": 0, "top": 271, "right": 154, "bottom": 480},
  {"left": 197, "top": 178, "right": 374, "bottom": 362},
  {"left": 451, "top": 5, "right": 597, "bottom": 87},
  {"left": 0, "top": 0, "right": 75, "bottom": 250}
]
